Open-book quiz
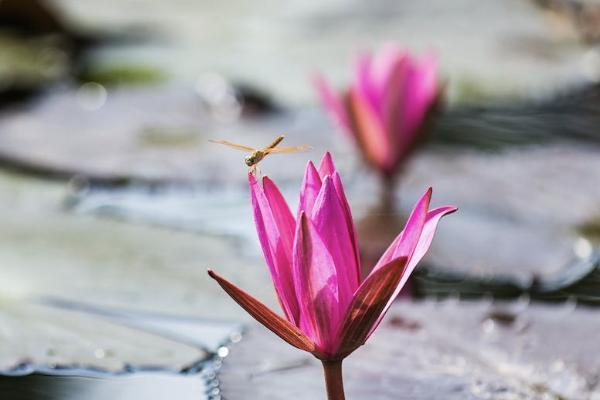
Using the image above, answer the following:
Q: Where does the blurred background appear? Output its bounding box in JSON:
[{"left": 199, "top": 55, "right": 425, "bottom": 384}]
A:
[{"left": 0, "top": 0, "right": 600, "bottom": 399}]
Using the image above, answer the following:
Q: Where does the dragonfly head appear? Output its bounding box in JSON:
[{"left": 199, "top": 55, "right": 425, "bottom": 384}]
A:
[{"left": 245, "top": 153, "right": 258, "bottom": 167}]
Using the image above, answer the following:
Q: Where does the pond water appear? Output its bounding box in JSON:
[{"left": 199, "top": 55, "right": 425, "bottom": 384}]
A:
[{"left": 0, "top": 371, "right": 212, "bottom": 400}]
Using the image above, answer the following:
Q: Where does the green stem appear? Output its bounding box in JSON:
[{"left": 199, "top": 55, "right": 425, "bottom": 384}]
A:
[{"left": 322, "top": 360, "right": 346, "bottom": 400}]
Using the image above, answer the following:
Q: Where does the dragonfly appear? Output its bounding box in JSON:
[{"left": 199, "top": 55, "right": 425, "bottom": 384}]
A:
[{"left": 209, "top": 135, "right": 310, "bottom": 173}]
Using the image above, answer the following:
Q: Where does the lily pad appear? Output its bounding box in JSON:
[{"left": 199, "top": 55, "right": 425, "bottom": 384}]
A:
[
  {"left": 78, "top": 64, "right": 167, "bottom": 87},
  {"left": 0, "top": 33, "right": 69, "bottom": 90},
  {"left": 0, "top": 170, "right": 267, "bottom": 372}
]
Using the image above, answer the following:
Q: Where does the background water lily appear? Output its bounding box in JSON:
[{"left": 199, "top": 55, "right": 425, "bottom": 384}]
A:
[
  {"left": 315, "top": 46, "right": 443, "bottom": 211},
  {"left": 209, "top": 152, "right": 456, "bottom": 399}
]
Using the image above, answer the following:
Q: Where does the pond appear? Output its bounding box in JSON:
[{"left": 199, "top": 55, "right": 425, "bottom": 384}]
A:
[{"left": 1, "top": 0, "right": 600, "bottom": 398}]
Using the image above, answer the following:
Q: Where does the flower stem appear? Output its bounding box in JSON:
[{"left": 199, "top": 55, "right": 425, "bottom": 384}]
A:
[
  {"left": 379, "top": 173, "right": 397, "bottom": 214},
  {"left": 322, "top": 360, "right": 346, "bottom": 400}
]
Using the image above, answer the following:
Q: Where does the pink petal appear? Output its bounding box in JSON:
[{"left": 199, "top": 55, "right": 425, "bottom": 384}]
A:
[
  {"left": 311, "top": 176, "right": 360, "bottom": 316},
  {"left": 316, "top": 154, "right": 361, "bottom": 277},
  {"left": 335, "top": 256, "right": 407, "bottom": 357},
  {"left": 314, "top": 74, "right": 352, "bottom": 134},
  {"left": 263, "top": 176, "right": 295, "bottom": 236},
  {"left": 399, "top": 53, "right": 439, "bottom": 142},
  {"left": 404, "top": 205, "right": 457, "bottom": 275},
  {"left": 379, "top": 53, "right": 410, "bottom": 169},
  {"left": 366, "top": 204, "right": 457, "bottom": 338},
  {"left": 332, "top": 172, "right": 361, "bottom": 280},
  {"left": 208, "top": 269, "right": 315, "bottom": 353},
  {"left": 263, "top": 176, "right": 296, "bottom": 268},
  {"left": 416, "top": 53, "right": 439, "bottom": 104},
  {"left": 298, "top": 161, "right": 322, "bottom": 218},
  {"left": 373, "top": 44, "right": 407, "bottom": 100},
  {"left": 354, "top": 52, "right": 379, "bottom": 113},
  {"left": 249, "top": 173, "right": 299, "bottom": 324},
  {"left": 347, "top": 87, "right": 389, "bottom": 170},
  {"left": 317, "top": 151, "right": 336, "bottom": 178},
  {"left": 293, "top": 212, "right": 341, "bottom": 353},
  {"left": 372, "top": 187, "right": 432, "bottom": 272}
]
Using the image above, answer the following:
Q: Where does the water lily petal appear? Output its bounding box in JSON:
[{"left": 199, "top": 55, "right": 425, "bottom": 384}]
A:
[
  {"left": 380, "top": 53, "right": 410, "bottom": 167},
  {"left": 316, "top": 153, "right": 361, "bottom": 281},
  {"left": 373, "top": 45, "right": 407, "bottom": 99},
  {"left": 346, "top": 87, "right": 389, "bottom": 170},
  {"left": 400, "top": 53, "right": 438, "bottom": 142},
  {"left": 317, "top": 151, "right": 336, "bottom": 178},
  {"left": 249, "top": 173, "right": 299, "bottom": 324},
  {"left": 262, "top": 176, "right": 296, "bottom": 296},
  {"left": 298, "top": 161, "right": 322, "bottom": 218},
  {"left": 312, "top": 176, "right": 360, "bottom": 316},
  {"left": 372, "top": 187, "right": 431, "bottom": 272},
  {"left": 293, "top": 212, "right": 340, "bottom": 353},
  {"left": 335, "top": 257, "right": 407, "bottom": 358},
  {"left": 404, "top": 205, "right": 457, "bottom": 277},
  {"left": 354, "top": 52, "right": 379, "bottom": 113},
  {"left": 208, "top": 269, "right": 314, "bottom": 353},
  {"left": 332, "top": 171, "right": 361, "bottom": 280},
  {"left": 314, "top": 74, "right": 352, "bottom": 134},
  {"left": 263, "top": 176, "right": 295, "bottom": 249},
  {"left": 366, "top": 204, "right": 457, "bottom": 338}
]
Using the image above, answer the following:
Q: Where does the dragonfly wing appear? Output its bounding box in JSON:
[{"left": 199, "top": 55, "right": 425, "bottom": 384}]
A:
[
  {"left": 209, "top": 140, "right": 256, "bottom": 151},
  {"left": 265, "top": 145, "right": 312, "bottom": 154}
]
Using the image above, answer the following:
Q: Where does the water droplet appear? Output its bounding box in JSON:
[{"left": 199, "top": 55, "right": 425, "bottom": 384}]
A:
[
  {"left": 94, "top": 348, "right": 107, "bottom": 359},
  {"left": 573, "top": 237, "right": 593, "bottom": 259},
  {"left": 229, "top": 332, "right": 242, "bottom": 343},
  {"left": 481, "top": 318, "right": 495, "bottom": 334},
  {"left": 77, "top": 82, "right": 107, "bottom": 111},
  {"left": 217, "top": 346, "right": 229, "bottom": 358}
]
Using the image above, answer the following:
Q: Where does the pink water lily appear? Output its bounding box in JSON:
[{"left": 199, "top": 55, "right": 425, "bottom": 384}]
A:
[
  {"left": 208, "top": 152, "right": 456, "bottom": 399},
  {"left": 315, "top": 46, "right": 442, "bottom": 178}
]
